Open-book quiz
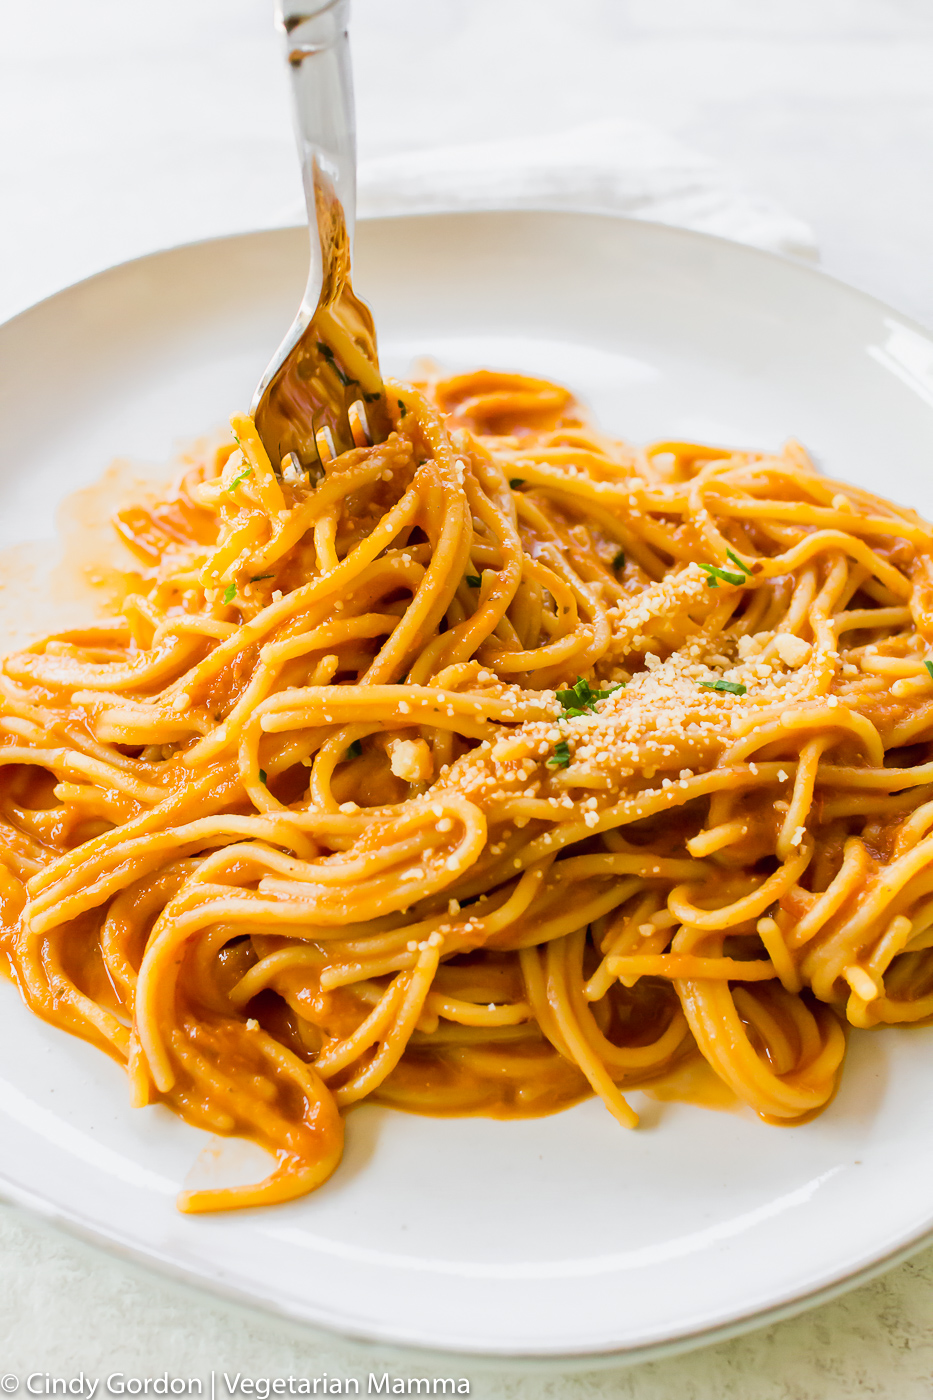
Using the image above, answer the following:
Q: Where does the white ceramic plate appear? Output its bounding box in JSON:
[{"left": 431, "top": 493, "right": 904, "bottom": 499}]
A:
[{"left": 2, "top": 213, "right": 933, "bottom": 1363}]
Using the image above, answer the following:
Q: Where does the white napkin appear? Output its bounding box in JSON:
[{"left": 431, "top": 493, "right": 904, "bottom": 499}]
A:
[{"left": 350, "top": 119, "right": 817, "bottom": 261}]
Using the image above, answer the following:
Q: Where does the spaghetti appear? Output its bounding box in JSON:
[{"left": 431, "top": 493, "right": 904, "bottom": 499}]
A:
[{"left": 2, "top": 367, "right": 933, "bottom": 1212}]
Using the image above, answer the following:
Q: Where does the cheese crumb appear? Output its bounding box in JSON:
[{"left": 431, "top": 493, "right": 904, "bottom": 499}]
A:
[
  {"left": 773, "top": 633, "right": 811, "bottom": 668},
  {"left": 388, "top": 736, "right": 433, "bottom": 782},
  {"left": 492, "top": 736, "right": 531, "bottom": 763},
  {"left": 737, "top": 632, "right": 768, "bottom": 659}
]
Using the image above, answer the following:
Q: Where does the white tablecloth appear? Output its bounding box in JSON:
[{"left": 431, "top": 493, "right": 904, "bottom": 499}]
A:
[{"left": 1, "top": 2, "right": 933, "bottom": 1395}]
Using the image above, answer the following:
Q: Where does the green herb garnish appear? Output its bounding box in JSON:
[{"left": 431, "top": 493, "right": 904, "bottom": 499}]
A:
[
  {"left": 698, "top": 562, "right": 747, "bottom": 589},
  {"left": 250, "top": 573, "right": 274, "bottom": 583},
  {"left": 547, "top": 739, "right": 572, "bottom": 769},
  {"left": 725, "top": 549, "right": 752, "bottom": 576},
  {"left": 509, "top": 478, "right": 524, "bottom": 489},
  {"left": 466, "top": 575, "right": 482, "bottom": 588},
  {"left": 226, "top": 465, "right": 253, "bottom": 493},
  {"left": 397, "top": 399, "right": 408, "bottom": 417},
  {"left": 698, "top": 551, "right": 753, "bottom": 589},
  {"left": 612, "top": 548, "right": 626, "bottom": 571},
  {"left": 345, "top": 739, "right": 363, "bottom": 759},
  {"left": 699, "top": 679, "right": 747, "bottom": 696},
  {"left": 258, "top": 769, "right": 267, "bottom": 785},
  {"left": 925, "top": 661, "right": 933, "bottom": 681},
  {"left": 556, "top": 676, "right": 625, "bottom": 718},
  {"left": 222, "top": 583, "right": 236, "bottom": 605}
]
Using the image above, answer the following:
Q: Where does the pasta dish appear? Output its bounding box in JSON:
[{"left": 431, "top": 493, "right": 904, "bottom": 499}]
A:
[{"left": 2, "top": 367, "right": 932, "bottom": 1213}]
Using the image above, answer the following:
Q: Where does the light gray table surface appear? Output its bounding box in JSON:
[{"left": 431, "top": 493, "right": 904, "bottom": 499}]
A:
[{"left": 1, "top": 2, "right": 932, "bottom": 1396}]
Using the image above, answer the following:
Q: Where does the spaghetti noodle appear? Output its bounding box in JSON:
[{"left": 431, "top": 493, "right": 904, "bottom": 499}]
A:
[{"left": 2, "top": 367, "right": 933, "bottom": 1212}]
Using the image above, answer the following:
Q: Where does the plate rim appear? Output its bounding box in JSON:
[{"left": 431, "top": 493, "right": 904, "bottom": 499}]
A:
[
  {"left": 1, "top": 211, "right": 932, "bottom": 1365},
  {"left": 2, "top": 206, "right": 931, "bottom": 350},
  {"left": 3, "top": 1167, "right": 932, "bottom": 1370}
]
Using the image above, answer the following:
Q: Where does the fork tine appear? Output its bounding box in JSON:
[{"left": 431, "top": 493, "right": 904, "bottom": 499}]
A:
[
  {"left": 252, "top": 2, "right": 391, "bottom": 475},
  {"left": 348, "top": 399, "right": 371, "bottom": 448},
  {"left": 315, "top": 425, "right": 337, "bottom": 465}
]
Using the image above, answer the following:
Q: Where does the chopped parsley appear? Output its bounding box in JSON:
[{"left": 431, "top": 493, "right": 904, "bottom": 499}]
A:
[
  {"left": 547, "top": 739, "right": 572, "bottom": 769},
  {"left": 466, "top": 574, "right": 483, "bottom": 588},
  {"left": 509, "top": 478, "right": 524, "bottom": 489},
  {"left": 345, "top": 739, "right": 363, "bottom": 759},
  {"left": 222, "top": 583, "right": 236, "bottom": 605},
  {"left": 612, "top": 548, "right": 626, "bottom": 571},
  {"left": 250, "top": 573, "right": 274, "bottom": 583},
  {"left": 556, "top": 676, "right": 625, "bottom": 718},
  {"left": 258, "top": 769, "right": 267, "bottom": 785},
  {"left": 226, "top": 465, "right": 253, "bottom": 493},
  {"left": 397, "top": 398, "right": 408, "bottom": 417},
  {"left": 699, "top": 550, "right": 753, "bottom": 589},
  {"left": 725, "top": 549, "right": 752, "bottom": 576},
  {"left": 698, "top": 562, "right": 746, "bottom": 588},
  {"left": 699, "top": 679, "right": 747, "bottom": 696},
  {"left": 925, "top": 661, "right": 933, "bottom": 681}
]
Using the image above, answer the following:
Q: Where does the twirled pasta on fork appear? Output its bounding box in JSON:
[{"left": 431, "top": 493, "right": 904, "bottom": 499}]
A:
[{"left": 2, "top": 367, "right": 932, "bottom": 1211}]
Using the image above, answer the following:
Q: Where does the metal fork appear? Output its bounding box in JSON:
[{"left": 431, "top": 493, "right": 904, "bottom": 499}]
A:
[{"left": 252, "top": 0, "right": 390, "bottom": 478}]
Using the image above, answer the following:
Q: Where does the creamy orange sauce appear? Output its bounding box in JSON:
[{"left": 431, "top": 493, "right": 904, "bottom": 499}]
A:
[
  {"left": 641, "top": 1053, "right": 741, "bottom": 1113},
  {"left": 0, "top": 446, "right": 219, "bottom": 657}
]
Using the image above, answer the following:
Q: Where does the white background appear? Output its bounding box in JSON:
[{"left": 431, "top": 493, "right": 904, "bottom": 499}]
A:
[{"left": 2, "top": 1, "right": 933, "bottom": 1396}]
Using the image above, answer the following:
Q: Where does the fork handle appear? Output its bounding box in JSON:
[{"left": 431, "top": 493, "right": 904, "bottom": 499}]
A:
[{"left": 275, "top": 0, "right": 356, "bottom": 308}]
